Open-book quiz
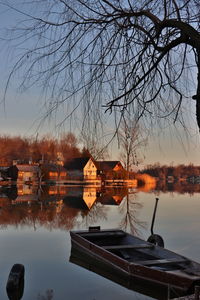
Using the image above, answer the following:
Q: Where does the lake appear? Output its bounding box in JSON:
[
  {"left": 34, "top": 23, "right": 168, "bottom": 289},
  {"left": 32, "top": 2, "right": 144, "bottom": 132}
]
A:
[{"left": 0, "top": 185, "right": 200, "bottom": 300}]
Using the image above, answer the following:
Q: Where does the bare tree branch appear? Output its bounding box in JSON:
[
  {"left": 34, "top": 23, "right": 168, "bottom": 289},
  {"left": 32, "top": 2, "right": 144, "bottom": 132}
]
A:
[{"left": 1, "top": 0, "right": 199, "bottom": 134}]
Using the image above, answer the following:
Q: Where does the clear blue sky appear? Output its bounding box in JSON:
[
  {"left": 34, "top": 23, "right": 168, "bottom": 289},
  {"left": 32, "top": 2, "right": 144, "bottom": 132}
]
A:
[{"left": 0, "top": 2, "right": 199, "bottom": 166}]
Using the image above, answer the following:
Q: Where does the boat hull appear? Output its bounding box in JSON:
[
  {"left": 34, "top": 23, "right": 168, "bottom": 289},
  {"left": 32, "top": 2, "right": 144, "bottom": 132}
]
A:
[
  {"left": 70, "top": 229, "right": 200, "bottom": 293},
  {"left": 70, "top": 244, "right": 191, "bottom": 300}
]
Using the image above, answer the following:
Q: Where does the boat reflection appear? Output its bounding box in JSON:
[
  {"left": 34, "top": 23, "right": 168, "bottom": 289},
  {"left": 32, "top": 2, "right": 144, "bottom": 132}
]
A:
[{"left": 69, "top": 246, "right": 188, "bottom": 300}]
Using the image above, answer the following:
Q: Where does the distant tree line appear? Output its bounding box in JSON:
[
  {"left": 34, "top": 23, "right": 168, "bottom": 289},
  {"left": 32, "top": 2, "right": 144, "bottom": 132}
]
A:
[
  {"left": 141, "top": 163, "right": 200, "bottom": 180},
  {"left": 0, "top": 133, "right": 89, "bottom": 166}
]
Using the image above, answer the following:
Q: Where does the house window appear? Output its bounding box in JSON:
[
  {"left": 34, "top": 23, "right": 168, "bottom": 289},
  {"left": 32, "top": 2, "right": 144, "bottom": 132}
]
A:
[
  {"left": 18, "top": 171, "right": 23, "bottom": 176},
  {"left": 49, "top": 172, "right": 58, "bottom": 178}
]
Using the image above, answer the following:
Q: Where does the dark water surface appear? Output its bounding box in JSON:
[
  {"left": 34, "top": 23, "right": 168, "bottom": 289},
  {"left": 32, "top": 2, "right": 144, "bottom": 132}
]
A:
[{"left": 0, "top": 185, "right": 200, "bottom": 300}]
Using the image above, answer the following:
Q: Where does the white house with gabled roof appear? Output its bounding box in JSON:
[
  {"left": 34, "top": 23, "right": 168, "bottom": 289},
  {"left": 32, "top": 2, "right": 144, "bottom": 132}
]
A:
[{"left": 65, "top": 156, "right": 98, "bottom": 180}]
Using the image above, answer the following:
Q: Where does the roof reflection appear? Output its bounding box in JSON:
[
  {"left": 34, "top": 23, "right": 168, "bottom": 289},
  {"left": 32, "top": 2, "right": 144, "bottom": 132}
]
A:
[{"left": 0, "top": 185, "right": 130, "bottom": 230}]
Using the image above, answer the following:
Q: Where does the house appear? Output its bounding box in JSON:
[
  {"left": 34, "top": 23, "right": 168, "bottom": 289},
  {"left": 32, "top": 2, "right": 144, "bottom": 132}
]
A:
[
  {"left": 96, "top": 161, "right": 125, "bottom": 179},
  {"left": 65, "top": 157, "right": 98, "bottom": 180},
  {"left": 7, "top": 164, "right": 40, "bottom": 183},
  {"left": 40, "top": 163, "right": 67, "bottom": 182}
]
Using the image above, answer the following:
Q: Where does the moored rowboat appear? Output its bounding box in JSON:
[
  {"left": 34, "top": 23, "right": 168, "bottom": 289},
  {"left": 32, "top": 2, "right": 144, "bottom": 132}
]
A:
[{"left": 70, "top": 227, "right": 200, "bottom": 293}]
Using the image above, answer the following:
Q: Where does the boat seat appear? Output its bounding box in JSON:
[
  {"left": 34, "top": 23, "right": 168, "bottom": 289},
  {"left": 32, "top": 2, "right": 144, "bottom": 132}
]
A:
[
  {"left": 102, "top": 244, "right": 154, "bottom": 260},
  {"left": 80, "top": 231, "right": 126, "bottom": 238},
  {"left": 134, "top": 258, "right": 187, "bottom": 266},
  {"left": 102, "top": 244, "right": 154, "bottom": 250}
]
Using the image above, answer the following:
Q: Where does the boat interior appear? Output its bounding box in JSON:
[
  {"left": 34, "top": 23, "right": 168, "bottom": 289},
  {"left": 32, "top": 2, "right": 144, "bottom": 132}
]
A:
[{"left": 78, "top": 229, "right": 194, "bottom": 272}]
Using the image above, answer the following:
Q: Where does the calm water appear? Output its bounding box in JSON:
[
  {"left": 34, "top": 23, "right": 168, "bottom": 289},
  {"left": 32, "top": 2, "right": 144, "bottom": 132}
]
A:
[{"left": 0, "top": 185, "right": 200, "bottom": 300}]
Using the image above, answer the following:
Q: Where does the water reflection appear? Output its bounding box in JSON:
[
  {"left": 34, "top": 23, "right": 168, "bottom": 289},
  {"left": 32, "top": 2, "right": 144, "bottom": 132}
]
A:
[
  {"left": 6, "top": 277, "right": 24, "bottom": 300},
  {"left": 6, "top": 264, "right": 25, "bottom": 300},
  {"left": 0, "top": 185, "right": 140, "bottom": 232},
  {"left": 155, "top": 181, "right": 200, "bottom": 194},
  {"left": 0, "top": 182, "right": 199, "bottom": 234},
  {"left": 1, "top": 183, "right": 200, "bottom": 300},
  {"left": 37, "top": 289, "right": 54, "bottom": 300},
  {"left": 119, "top": 193, "right": 146, "bottom": 235}
]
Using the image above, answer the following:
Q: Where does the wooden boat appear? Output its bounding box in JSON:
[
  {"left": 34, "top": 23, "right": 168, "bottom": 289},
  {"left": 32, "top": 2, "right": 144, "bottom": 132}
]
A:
[
  {"left": 70, "top": 245, "right": 188, "bottom": 299},
  {"left": 70, "top": 227, "right": 200, "bottom": 293}
]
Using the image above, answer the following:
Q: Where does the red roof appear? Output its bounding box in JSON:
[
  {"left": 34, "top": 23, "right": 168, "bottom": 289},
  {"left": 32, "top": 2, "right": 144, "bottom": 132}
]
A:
[{"left": 96, "top": 161, "right": 122, "bottom": 171}]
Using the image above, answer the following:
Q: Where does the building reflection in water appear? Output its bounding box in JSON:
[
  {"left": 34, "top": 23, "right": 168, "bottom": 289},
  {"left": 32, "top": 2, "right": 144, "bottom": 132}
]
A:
[
  {"left": 0, "top": 185, "right": 145, "bottom": 231},
  {"left": 0, "top": 181, "right": 197, "bottom": 233}
]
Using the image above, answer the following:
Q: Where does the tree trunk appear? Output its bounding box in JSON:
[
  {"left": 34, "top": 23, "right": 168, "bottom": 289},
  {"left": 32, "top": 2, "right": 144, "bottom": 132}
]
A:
[{"left": 196, "top": 48, "right": 200, "bottom": 132}]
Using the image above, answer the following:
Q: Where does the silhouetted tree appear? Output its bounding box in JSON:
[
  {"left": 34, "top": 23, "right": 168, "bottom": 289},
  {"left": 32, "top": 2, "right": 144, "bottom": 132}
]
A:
[
  {"left": 2, "top": 1, "right": 199, "bottom": 133},
  {"left": 142, "top": 163, "right": 200, "bottom": 180},
  {"left": 0, "top": 133, "right": 81, "bottom": 165},
  {"left": 0, "top": 135, "right": 30, "bottom": 165},
  {"left": 81, "top": 147, "right": 92, "bottom": 158},
  {"left": 58, "top": 132, "right": 81, "bottom": 163}
]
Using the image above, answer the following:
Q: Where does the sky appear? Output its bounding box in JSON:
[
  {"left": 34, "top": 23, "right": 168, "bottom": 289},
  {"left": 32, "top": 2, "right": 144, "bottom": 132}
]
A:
[{"left": 0, "top": 2, "right": 199, "bottom": 167}]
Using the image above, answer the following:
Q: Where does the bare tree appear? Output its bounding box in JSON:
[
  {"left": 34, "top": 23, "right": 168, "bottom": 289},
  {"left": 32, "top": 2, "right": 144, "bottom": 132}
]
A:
[
  {"left": 80, "top": 130, "right": 110, "bottom": 159},
  {"left": 58, "top": 132, "right": 81, "bottom": 163},
  {"left": 1, "top": 0, "right": 200, "bottom": 133},
  {"left": 119, "top": 116, "right": 147, "bottom": 174}
]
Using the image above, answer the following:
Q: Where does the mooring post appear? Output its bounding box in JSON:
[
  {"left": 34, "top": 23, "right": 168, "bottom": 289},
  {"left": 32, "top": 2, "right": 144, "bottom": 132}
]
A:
[
  {"left": 195, "top": 285, "right": 200, "bottom": 300},
  {"left": 150, "top": 197, "right": 159, "bottom": 235}
]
